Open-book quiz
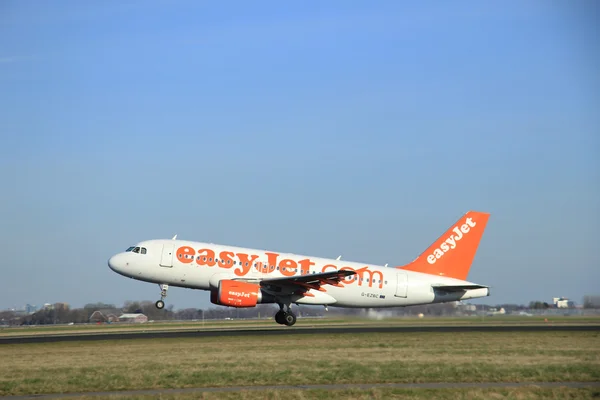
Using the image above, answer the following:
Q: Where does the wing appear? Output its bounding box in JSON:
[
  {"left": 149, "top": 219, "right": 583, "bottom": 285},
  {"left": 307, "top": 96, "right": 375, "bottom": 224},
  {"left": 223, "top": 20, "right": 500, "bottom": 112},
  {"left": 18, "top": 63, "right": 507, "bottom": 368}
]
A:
[{"left": 259, "top": 270, "right": 356, "bottom": 295}]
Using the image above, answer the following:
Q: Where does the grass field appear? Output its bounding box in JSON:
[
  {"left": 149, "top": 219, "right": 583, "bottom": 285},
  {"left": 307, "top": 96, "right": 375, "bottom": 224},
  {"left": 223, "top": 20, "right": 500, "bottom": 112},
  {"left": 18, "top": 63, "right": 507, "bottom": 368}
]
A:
[
  {"left": 1, "top": 315, "right": 599, "bottom": 337},
  {"left": 67, "top": 387, "right": 600, "bottom": 400},
  {"left": 0, "top": 330, "right": 598, "bottom": 398}
]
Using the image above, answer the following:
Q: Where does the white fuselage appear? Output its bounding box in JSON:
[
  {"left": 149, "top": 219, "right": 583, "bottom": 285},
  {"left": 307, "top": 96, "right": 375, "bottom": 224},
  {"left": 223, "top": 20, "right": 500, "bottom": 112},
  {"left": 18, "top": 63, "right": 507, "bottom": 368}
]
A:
[{"left": 108, "top": 239, "right": 489, "bottom": 308}]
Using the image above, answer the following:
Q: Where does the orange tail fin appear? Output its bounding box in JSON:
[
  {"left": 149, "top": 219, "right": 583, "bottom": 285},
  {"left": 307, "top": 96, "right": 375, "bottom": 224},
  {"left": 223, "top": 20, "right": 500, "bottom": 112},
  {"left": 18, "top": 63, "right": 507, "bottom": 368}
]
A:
[{"left": 398, "top": 211, "right": 490, "bottom": 280}]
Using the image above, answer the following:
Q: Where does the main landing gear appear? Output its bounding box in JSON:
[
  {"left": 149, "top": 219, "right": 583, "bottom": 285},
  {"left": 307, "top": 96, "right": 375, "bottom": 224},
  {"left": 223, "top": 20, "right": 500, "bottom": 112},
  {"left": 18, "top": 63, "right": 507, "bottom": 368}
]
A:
[
  {"left": 155, "top": 284, "right": 168, "bottom": 309},
  {"left": 274, "top": 303, "right": 297, "bottom": 326}
]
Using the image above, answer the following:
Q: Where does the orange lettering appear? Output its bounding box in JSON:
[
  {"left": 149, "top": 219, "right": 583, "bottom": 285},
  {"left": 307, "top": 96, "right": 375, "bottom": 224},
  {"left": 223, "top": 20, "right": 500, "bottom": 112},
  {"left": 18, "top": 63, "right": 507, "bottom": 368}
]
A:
[
  {"left": 197, "top": 249, "right": 216, "bottom": 267},
  {"left": 176, "top": 246, "right": 195, "bottom": 264},
  {"left": 264, "top": 252, "right": 279, "bottom": 274},
  {"left": 298, "top": 258, "right": 315, "bottom": 275},
  {"left": 255, "top": 261, "right": 267, "bottom": 273},
  {"left": 279, "top": 259, "right": 297, "bottom": 277},
  {"left": 356, "top": 267, "right": 384, "bottom": 289},
  {"left": 218, "top": 251, "right": 234, "bottom": 269},
  {"left": 235, "top": 253, "right": 259, "bottom": 276}
]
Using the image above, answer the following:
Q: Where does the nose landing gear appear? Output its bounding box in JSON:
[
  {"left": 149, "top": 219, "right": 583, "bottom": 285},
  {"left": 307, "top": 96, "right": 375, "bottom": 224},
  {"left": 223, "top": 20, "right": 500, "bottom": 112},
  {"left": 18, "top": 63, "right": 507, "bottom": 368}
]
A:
[
  {"left": 274, "top": 303, "right": 297, "bottom": 326},
  {"left": 155, "top": 284, "right": 168, "bottom": 309}
]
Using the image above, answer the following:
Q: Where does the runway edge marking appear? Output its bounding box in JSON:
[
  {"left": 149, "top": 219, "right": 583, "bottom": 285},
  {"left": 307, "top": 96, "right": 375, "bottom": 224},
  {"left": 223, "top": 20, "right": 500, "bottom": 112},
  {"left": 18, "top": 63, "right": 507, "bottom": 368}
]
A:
[{"left": 1, "top": 324, "right": 599, "bottom": 344}]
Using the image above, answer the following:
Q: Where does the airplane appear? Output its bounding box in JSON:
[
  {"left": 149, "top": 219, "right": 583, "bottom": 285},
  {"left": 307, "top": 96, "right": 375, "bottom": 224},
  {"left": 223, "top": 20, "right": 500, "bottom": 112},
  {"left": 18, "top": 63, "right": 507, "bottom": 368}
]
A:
[{"left": 108, "top": 211, "right": 491, "bottom": 326}]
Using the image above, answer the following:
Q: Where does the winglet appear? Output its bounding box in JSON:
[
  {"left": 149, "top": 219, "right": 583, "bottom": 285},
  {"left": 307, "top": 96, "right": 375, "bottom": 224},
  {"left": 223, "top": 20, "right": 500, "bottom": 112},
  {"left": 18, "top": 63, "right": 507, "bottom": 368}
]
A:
[
  {"left": 172, "top": 234, "right": 178, "bottom": 240},
  {"left": 397, "top": 211, "right": 490, "bottom": 280}
]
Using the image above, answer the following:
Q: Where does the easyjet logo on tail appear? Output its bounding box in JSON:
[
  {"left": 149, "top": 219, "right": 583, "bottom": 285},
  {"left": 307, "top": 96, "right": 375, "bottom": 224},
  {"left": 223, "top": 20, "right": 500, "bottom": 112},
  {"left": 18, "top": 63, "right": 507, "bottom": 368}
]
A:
[
  {"left": 426, "top": 217, "right": 477, "bottom": 264},
  {"left": 398, "top": 210, "right": 489, "bottom": 280}
]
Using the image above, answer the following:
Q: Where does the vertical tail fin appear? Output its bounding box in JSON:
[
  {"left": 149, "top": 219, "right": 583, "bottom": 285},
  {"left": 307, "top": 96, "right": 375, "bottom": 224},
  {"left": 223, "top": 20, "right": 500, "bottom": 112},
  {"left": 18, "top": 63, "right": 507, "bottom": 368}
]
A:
[{"left": 398, "top": 211, "right": 490, "bottom": 280}]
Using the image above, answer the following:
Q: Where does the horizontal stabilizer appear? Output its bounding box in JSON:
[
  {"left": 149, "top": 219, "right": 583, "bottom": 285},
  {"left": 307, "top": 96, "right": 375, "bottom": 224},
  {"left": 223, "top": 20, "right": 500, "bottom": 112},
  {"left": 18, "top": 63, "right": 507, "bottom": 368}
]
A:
[{"left": 431, "top": 284, "right": 488, "bottom": 292}]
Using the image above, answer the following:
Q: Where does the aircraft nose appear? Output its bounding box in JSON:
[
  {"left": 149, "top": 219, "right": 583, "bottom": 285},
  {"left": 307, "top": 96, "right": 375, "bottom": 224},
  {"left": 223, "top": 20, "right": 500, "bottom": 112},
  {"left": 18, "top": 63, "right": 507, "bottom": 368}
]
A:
[{"left": 108, "top": 253, "right": 127, "bottom": 273}]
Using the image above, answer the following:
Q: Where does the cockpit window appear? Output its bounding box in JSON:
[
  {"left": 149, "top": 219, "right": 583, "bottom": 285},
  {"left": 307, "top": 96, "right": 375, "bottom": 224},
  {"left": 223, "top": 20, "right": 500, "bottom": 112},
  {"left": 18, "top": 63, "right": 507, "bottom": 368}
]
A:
[{"left": 125, "top": 246, "right": 147, "bottom": 254}]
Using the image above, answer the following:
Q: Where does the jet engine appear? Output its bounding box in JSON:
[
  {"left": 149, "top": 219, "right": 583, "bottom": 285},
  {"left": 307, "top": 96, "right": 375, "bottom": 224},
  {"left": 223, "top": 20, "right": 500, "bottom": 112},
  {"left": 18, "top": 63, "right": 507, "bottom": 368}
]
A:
[{"left": 210, "top": 280, "right": 274, "bottom": 307}]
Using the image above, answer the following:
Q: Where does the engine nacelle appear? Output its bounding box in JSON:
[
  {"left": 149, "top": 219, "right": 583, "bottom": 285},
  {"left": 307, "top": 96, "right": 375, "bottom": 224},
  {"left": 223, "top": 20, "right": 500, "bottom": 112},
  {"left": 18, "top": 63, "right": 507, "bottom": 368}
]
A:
[{"left": 211, "top": 280, "right": 263, "bottom": 308}]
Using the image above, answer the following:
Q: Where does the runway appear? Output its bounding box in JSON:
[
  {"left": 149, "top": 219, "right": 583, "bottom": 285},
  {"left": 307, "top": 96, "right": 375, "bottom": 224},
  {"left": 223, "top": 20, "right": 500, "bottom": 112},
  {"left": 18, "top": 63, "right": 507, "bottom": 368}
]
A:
[
  {"left": 1, "top": 324, "right": 598, "bottom": 344},
  {"left": 3, "top": 381, "right": 599, "bottom": 399}
]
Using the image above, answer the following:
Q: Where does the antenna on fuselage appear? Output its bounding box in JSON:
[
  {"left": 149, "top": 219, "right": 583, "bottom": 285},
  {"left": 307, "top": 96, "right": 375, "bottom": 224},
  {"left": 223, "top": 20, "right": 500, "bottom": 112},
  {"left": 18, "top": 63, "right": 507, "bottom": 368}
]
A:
[
  {"left": 336, "top": 255, "right": 342, "bottom": 260},
  {"left": 172, "top": 234, "right": 178, "bottom": 240},
  {"left": 384, "top": 263, "right": 388, "bottom": 267}
]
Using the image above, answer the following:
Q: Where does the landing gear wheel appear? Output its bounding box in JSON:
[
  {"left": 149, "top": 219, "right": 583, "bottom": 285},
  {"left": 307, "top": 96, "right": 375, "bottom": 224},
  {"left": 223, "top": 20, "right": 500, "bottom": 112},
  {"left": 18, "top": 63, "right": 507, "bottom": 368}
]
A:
[
  {"left": 275, "top": 310, "right": 286, "bottom": 324},
  {"left": 155, "top": 284, "right": 169, "bottom": 310},
  {"left": 284, "top": 313, "right": 297, "bottom": 326},
  {"left": 274, "top": 302, "right": 296, "bottom": 326}
]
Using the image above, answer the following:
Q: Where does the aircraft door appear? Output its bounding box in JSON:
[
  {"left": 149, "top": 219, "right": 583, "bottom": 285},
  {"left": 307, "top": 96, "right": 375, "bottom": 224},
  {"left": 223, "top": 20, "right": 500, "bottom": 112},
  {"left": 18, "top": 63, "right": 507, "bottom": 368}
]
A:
[
  {"left": 395, "top": 271, "right": 408, "bottom": 298},
  {"left": 160, "top": 244, "right": 175, "bottom": 268}
]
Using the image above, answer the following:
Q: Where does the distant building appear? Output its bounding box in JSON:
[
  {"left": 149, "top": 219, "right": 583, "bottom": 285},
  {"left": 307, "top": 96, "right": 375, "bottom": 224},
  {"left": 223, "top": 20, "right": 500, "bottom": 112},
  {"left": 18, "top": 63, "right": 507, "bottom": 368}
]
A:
[
  {"left": 107, "top": 314, "right": 119, "bottom": 323},
  {"left": 25, "top": 304, "right": 37, "bottom": 314},
  {"left": 54, "top": 302, "right": 70, "bottom": 311},
  {"left": 553, "top": 297, "right": 574, "bottom": 308},
  {"left": 583, "top": 295, "right": 600, "bottom": 309},
  {"left": 118, "top": 313, "right": 148, "bottom": 323},
  {"left": 487, "top": 307, "right": 506, "bottom": 316},
  {"left": 89, "top": 311, "right": 106, "bottom": 323},
  {"left": 458, "top": 303, "right": 477, "bottom": 312},
  {"left": 89, "top": 310, "right": 120, "bottom": 323}
]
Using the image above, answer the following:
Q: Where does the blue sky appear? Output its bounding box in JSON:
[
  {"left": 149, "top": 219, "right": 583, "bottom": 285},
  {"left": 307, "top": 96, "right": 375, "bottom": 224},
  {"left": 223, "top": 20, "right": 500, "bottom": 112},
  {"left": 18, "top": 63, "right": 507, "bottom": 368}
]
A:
[{"left": 1, "top": 1, "right": 598, "bottom": 310}]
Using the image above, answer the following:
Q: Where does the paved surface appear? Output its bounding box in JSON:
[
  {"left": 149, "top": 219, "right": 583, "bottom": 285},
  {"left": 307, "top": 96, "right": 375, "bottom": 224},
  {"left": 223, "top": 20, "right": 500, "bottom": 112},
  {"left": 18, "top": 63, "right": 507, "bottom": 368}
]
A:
[
  {"left": 3, "top": 381, "right": 599, "bottom": 399},
  {"left": 1, "top": 324, "right": 598, "bottom": 344}
]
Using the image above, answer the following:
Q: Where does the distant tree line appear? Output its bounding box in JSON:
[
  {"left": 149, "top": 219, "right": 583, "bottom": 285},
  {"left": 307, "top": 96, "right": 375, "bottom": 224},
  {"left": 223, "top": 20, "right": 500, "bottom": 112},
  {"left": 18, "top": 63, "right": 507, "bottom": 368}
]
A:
[
  {"left": 1, "top": 296, "right": 597, "bottom": 326},
  {"left": 583, "top": 295, "right": 600, "bottom": 309},
  {"left": 1, "top": 302, "right": 471, "bottom": 325},
  {"left": 528, "top": 301, "right": 551, "bottom": 309}
]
